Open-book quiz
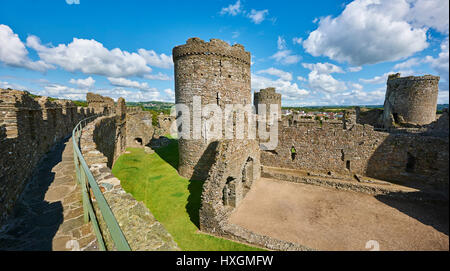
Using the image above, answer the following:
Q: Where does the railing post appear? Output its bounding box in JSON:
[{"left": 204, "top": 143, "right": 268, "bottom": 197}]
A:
[{"left": 80, "top": 169, "right": 90, "bottom": 223}]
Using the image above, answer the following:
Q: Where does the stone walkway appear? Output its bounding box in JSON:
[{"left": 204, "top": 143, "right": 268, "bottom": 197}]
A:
[{"left": 0, "top": 137, "right": 98, "bottom": 251}]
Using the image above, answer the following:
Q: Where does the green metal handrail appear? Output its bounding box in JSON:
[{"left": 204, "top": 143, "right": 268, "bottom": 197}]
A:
[{"left": 72, "top": 115, "right": 131, "bottom": 251}]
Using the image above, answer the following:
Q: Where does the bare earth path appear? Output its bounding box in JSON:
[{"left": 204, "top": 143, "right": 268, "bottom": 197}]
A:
[
  {"left": 229, "top": 178, "right": 449, "bottom": 251},
  {"left": 0, "top": 137, "right": 98, "bottom": 251}
]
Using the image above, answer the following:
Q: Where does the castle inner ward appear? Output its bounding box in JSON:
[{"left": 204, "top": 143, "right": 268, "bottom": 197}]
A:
[{"left": 0, "top": 37, "right": 448, "bottom": 251}]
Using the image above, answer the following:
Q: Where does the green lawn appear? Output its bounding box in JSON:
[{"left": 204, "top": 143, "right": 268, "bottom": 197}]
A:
[{"left": 111, "top": 139, "right": 263, "bottom": 251}]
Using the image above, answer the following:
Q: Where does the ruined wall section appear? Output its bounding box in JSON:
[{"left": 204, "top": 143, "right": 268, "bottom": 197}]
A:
[
  {"left": 0, "top": 89, "right": 95, "bottom": 225},
  {"left": 261, "top": 120, "right": 448, "bottom": 190},
  {"left": 198, "top": 139, "right": 309, "bottom": 250},
  {"left": 173, "top": 38, "right": 252, "bottom": 180},
  {"left": 87, "top": 92, "right": 115, "bottom": 115},
  {"left": 125, "top": 107, "right": 154, "bottom": 148},
  {"left": 383, "top": 74, "right": 439, "bottom": 128},
  {"left": 91, "top": 98, "right": 127, "bottom": 168},
  {"left": 155, "top": 113, "right": 175, "bottom": 138}
]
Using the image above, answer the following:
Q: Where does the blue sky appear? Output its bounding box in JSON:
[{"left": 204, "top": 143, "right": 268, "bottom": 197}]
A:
[{"left": 0, "top": 0, "right": 448, "bottom": 106}]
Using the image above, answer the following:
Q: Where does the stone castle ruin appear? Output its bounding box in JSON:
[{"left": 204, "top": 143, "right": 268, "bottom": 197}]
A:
[
  {"left": 171, "top": 38, "right": 449, "bottom": 250},
  {"left": 383, "top": 73, "right": 440, "bottom": 128},
  {"left": 0, "top": 37, "right": 448, "bottom": 251}
]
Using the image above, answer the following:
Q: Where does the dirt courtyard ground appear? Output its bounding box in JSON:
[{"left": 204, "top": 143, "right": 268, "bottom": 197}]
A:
[{"left": 228, "top": 178, "right": 449, "bottom": 251}]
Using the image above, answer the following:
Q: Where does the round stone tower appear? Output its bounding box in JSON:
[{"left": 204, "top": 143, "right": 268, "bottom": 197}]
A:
[
  {"left": 382, "top": 73, "right": 440, "bottom": 128},
  {"left": 253, "top": 87, "right": 282, "bottom": 121},
  {"left": 173, "top": 38, "right": 251, "bottom": 180}
]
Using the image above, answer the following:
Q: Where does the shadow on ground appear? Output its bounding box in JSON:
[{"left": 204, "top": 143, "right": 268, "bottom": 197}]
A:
[
  {"left": 0, "top": 138, "right": 68, "bottom": 250},
  {"left": 152, "top": 138, "right": 206, "bottom": 228},
  {"left": 186, "top": 179, "right": 204, "bottom": 228},
  {"left": 153, "top": 138, "right": 179, "bottom": 170},
  {"left": 375, "top": 192, "right": 449, "bottom": 236}
]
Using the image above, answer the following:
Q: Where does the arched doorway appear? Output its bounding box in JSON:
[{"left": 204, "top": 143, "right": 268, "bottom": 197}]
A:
[{"left": 135, "top": 137, "right": 143, "bottom": 145}]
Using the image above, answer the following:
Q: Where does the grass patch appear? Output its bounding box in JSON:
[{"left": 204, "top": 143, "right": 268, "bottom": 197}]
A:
[{"left": 112, "top": 140, "right": 263, "bottom": 251}]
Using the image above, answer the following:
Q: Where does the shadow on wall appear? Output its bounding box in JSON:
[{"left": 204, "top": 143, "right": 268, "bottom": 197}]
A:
[
  {"left": 375, "top": 192, "right": 449, "bottom": 236},
  {"left": 191, "top": 141, "right": 219, "bottom": 181},
  {"left": 365, "top": 132, "right": 449, "bottom": 236},
  {"left": 365, "top": 132, "right": 449, "bottom": 193},
  {"left": 0, "top": 138, "right": 67, "bottom": 250}
]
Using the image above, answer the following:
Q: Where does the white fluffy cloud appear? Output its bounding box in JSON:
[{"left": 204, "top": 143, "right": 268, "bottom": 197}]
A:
[
  {"left": 0, "top": 80, "right": 28, "bottom": 90},
  {"left": 137, "top": 49, "right": 173, "bottom": 69},
  {"left": 219, "top": 2, "right": 270, "bottom": 25},
  {"left": 437, "top": 90, "right": 449, "bottom": 104},
  {"left": 69, "top": 76, "right": 95, "bottom": 89},
  {"left": 425, "top": 37, "right": 449, "bottom": 90},
  {"left": 220, "top": 0, "right": 242, "bottom": 16},
  {"left": 302, "top": 62, "right": 347, "bottom": 93},
  {"left": 256, "top": 67, "right": 293, "bottom": 81},
  {"left": 297, "top": 76, "right": 307, "bottom": 82},
  {"left": 302, "top": 62, "right": 344, "bottom": 74},
  {"left": 359, "top": 70, "right": 414, "bottom": 84},
  {"left": 0, "top": 24, "right": 53, "bottom": 72},
  {"left": 348, "top": 66, "right": 362, "bottom": 72},
  {"left": 42, "top": 83, "right": 89, "bottom": 100},
  {"left": 38, "top": 82, "right": 169, "bottom": 102},
  {"left": 252, "top": 74, "right": 309, "bottom": 101},
  {"left": 307, "top": 72, "right": 348, "bottom": 93},
  {"left": 96, "top": 88, "right": 162, "bottom": 102},
  {"left": 107, "top": 77, "right": 156, "bottom": 92},
  {"left": 144, "top": 72, "right": 171, "bottom": 81},
  {"left": 303, "top": 0, "right": 430, "bottom": 66},
  {"left": 271, "top": 48, "right": 301, "bottom": 65},
  {"left": 163, "top": 88, "right": 175, "bottom": 101},
  {"left": 393, "top": 57, "right": 422, "bottom": 70},
  {"left": 248, "top": 9, "right": 269, "bottom": 24},
  {"left": 27, "top": 35, "right": 151, "bottom": 78},
  {"left": 407, "top": 0, "right": 449, "bottom": 34},
  {"left": 321, "top": 88, "right": 386, "bottom": 105},
  {"left": 292, "top": 37, "right": 303, "bottom": 45},
  {"left": 277, "top": 36, "right": 287, "bottom": 50}
]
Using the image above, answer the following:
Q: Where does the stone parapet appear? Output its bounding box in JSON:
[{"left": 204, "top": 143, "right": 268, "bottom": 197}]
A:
[
  {"left": 79, "top": 115, "right": 179, "bottom": 251},
  {"left": 0, "top": 89, "right": 95, "bottom": 226}
]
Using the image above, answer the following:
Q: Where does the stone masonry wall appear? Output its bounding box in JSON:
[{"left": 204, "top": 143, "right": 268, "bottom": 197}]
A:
[
  {"left": 125, "top": 107, "right": 154, "bottom": 148},
  {"left": 261, "top": 119, "right": 449, "bottom": 190},
  {"left": 0, "top": 89, "right": 95, "bottom": 226},
  {"left": 382, "top": 74, "right": 439, "bottom": 128},
  {"left": 80, "top": 115, "right": 179, "bottom": 250},
  {"left": 199, "top": 139, "right": 311, "bottom": 251},
  {"left": 173, "top": 38, "right": 252, "bottom": 181}
]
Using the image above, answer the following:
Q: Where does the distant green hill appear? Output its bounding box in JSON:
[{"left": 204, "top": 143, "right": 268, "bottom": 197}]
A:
[
  {"left": 282, "top": 104, "right": 449, "bottom": 114},
  {"left": 126, "top": 101, "right": 174, "bottom": 111}
]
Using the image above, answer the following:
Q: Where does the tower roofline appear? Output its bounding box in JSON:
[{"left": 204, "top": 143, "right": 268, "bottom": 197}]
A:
[{"left": 172, "top": 37, "right": 251, "bottom": 65}]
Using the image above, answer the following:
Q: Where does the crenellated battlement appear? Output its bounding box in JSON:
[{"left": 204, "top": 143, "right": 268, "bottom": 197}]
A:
[
  {"left": 387, "top": 73, "right": 440, "bottom": 82},
  {"left": 172, "top": 38, "right": 251, "bottom": 65},
  {"left": 0, "top": 89, "right": 97, "bottom": 225}
]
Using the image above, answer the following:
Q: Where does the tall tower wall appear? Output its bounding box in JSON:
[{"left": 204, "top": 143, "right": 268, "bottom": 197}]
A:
[
  {"left": 173, "top": 38, "right": 252, "bottom": 180},
  {"left": 254, "top": 87, "right": 282, "bottom": 121},
  {"left": 383, "top": 74, "right": 439, "bottom": 128}
]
